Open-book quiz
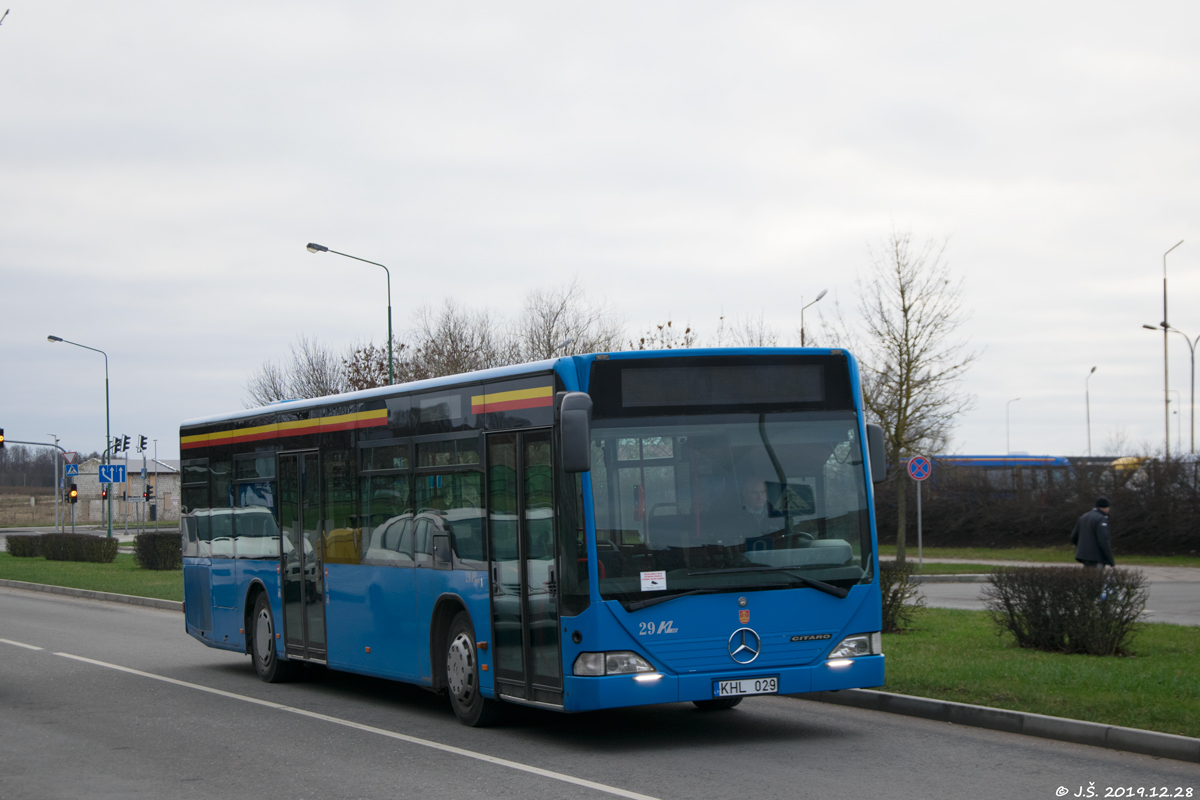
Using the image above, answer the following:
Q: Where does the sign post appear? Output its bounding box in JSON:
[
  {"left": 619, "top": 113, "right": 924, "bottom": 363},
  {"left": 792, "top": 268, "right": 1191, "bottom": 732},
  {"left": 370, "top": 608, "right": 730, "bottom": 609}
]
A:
[{"left": 907, "top": 455, "right": 932, "bottom": 570}]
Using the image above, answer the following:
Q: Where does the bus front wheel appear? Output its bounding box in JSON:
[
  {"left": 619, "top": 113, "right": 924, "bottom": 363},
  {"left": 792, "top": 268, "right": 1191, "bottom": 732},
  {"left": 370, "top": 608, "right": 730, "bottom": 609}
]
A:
[
  {"left": 251, "top": 593, "right": 296, "bottom": 683},
  {"left": 446, "top": 611, "right": 501, "bottom": 727}
]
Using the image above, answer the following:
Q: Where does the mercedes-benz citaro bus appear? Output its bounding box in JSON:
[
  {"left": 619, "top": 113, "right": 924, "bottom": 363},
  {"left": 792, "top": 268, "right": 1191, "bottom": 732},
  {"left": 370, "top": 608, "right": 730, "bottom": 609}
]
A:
[{"left": 179, "top": 349, "right": 887, "bottom": 726}]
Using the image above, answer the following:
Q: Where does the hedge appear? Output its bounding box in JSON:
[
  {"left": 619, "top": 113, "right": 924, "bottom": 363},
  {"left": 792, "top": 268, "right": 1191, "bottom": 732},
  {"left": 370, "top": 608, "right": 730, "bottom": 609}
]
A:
[
  {"left": 134, "top": 531, "right": 182, "bottom": 570},
  {"left": 983, "top": 566, "right": 1148, "bottom": 656},
  {"left": 6, "top": 535, "right": 44, "bottom": 558},
  {"left": 41, "top": 533, "right": 119, "bottom": 563}
]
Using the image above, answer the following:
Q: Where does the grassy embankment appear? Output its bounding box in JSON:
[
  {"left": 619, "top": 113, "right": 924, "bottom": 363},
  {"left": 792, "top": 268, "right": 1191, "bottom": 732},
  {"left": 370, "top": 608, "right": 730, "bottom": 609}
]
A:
[
  {"left": 881, "top": 607, "right": 1200, "bottom": 738},
  {"left": 0, "top": 553, "right": 182, "bottom": 601},
  {"left": 878, "top": 544, "right": 1200, "bottom": 569}
]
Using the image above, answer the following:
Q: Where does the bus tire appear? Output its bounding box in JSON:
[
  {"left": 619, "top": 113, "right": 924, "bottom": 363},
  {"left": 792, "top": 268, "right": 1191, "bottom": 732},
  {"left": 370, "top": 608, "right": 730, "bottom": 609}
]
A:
[
  {"left": 251, "top": 593, "right": 296, "bottom": 683},
  {"left": 692, "top": 697, "right": 743, "bottom": 711},
  {"left": 446, "top": 611, "right": 501, "bottom": 727}
]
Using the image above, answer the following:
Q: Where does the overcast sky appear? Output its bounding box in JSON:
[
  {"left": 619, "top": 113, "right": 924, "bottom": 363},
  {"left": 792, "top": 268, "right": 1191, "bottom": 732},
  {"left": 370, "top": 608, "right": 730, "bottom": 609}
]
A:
[{"left": 3, "top": 2, "right": 1199, "bottom": 461}]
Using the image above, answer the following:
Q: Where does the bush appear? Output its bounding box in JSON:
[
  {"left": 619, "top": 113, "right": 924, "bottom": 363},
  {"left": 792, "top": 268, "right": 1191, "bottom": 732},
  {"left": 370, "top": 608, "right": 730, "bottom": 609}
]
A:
[
  {"left": 134, "top": 532, "right": 182, "bottom": 570},
  {"left": 6, "top": 535, "right": 44, "bottom": 557},
  {"left": 880, "top": 561, "right": 925, "bottom": 632},
  {"left": 41, "top": 533, "right": 119, "bottom": 563},
  {"left": 983, "top": 566, "right": 1147, "bottom": 656}
]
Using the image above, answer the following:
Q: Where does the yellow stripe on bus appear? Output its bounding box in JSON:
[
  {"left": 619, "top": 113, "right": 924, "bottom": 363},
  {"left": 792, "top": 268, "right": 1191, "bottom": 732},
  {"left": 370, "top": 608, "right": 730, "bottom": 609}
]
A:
[
  {"left": 470, "top": 386, "right": 554, "bottom": 406},
  {"left": 181, "top": 409, "right": 387, "bottom": 445}
]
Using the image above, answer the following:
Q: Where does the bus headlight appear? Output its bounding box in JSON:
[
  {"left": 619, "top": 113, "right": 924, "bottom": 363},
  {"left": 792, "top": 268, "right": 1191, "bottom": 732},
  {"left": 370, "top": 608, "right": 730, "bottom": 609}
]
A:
[
  {"left": 573, "top": 651, "right": 656, "bottom": 676},
  {"left": 827, "top": 632, "right": 882, "bottom": 660}
]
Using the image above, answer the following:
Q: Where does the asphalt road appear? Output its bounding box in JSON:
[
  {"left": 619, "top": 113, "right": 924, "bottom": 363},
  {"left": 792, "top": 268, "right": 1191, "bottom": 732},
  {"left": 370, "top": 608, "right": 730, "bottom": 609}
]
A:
[
  {"left": 2, "top": 588, "right": 1197, "bottom": 800},
  {"left": 922, "top": 579, "right": 1200, "bottom": 626}
]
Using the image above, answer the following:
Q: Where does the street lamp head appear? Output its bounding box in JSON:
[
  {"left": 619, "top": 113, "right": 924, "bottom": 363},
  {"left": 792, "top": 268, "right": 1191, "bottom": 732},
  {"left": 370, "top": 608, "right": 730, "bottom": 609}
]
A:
[
  {"left": 306, "top": 243, "right": 329, "bottom": 253},
  {"left": 47, "top": 335, "right": 62, "bottom": 343},
  {"left": 814, "top": 289, "right": 828, "bottom": 302},
  {"left": 1143, "top": 325, "right": 1159, "bottom": 331},
  {"left": 1090, "top": 366, "right": 1097, "bottom": 374}
]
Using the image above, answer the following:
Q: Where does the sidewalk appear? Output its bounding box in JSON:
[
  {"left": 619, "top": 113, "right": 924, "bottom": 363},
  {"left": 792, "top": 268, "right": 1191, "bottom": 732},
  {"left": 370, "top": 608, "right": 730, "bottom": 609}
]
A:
[{"left": 884, "top": 556, "right": 1200, "bottom": 583}]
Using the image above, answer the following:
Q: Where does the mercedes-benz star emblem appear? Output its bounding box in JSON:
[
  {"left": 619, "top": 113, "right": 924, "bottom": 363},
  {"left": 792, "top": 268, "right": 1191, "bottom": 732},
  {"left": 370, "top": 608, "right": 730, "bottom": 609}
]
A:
[{"left": 727, "top": 627, "right": 761, "bottom": 664}]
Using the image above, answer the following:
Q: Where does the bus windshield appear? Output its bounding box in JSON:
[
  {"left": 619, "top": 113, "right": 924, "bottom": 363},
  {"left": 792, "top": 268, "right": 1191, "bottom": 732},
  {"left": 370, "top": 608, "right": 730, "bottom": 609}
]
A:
[{"left": 589, "top": 411, "right": 872, "bottom": 606}]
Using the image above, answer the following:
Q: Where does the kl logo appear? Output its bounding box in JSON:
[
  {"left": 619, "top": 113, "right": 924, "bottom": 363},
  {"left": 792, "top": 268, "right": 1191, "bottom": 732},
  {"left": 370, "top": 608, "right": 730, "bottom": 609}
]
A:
[{"left": 739, "top": 609, "right": 750, "bottom": 624}]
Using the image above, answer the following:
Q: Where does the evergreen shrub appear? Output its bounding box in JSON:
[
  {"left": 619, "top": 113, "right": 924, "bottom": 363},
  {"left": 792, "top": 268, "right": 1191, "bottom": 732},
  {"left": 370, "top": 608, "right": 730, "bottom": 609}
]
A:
[
  {"left": 42, "top": 533, "right": 119, "bottom": 563},
  {"left": 134, "top": 532, "right": 182, "bottom": 570},
  {"left": 6, "top": 535, "right": 43, "bottom": 557}
]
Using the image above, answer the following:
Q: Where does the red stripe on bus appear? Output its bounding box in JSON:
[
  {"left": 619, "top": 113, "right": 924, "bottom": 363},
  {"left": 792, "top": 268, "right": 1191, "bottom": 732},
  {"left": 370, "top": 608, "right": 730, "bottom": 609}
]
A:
[{"left": 471, "top": 396, "right": 554, "bottom": 414}]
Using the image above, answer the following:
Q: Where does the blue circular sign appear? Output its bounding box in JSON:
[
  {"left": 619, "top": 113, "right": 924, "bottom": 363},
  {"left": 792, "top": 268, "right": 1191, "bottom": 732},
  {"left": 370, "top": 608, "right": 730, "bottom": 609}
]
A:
[{"left": 908, "top": 456, "right": 931, "bottom": 481}]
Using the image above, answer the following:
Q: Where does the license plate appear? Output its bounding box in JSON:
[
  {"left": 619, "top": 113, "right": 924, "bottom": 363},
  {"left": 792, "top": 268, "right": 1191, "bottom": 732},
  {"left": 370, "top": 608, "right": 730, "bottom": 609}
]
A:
[{"left": 713, "top": 677, "right": 778, "bottom": 697}]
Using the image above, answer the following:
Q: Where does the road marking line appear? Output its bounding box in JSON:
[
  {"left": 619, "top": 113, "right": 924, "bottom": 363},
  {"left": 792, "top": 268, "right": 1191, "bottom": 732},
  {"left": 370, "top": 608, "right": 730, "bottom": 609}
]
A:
[
  {"left": 0, "top": 638, "right": 43, "bottom": 650},
  {"left": 53, "top": 652, "right": 660, "bottom": 800}
]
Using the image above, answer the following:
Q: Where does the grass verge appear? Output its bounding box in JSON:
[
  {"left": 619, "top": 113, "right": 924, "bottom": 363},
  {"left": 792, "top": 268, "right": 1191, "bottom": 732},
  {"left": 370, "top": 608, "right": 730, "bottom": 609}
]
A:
[
  {"left": 908, "top": 562, "right": 996, "bottom": 575},
  {"left": 882, "top": 607, "right": 1200, "bottom": 738},
  {"left": 878, "top": 544, "right": 1200, "bottom": 568},
  {"left": 0, "top": 553, "right": 182, "bottom": 602}
]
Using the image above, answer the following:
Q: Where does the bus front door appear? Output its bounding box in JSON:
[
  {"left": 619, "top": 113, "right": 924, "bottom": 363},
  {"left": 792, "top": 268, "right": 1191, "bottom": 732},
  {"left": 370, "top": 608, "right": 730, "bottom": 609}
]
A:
[
  {"left": 279, "top": 450, "right": 326, "bottom": 661},
  {"left": 487, "top": 430, "right": 563, "bottom": 707}
]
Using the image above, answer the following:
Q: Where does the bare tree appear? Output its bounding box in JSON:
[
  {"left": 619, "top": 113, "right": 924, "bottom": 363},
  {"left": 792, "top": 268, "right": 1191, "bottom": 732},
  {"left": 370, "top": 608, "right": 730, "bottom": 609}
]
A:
[
  {"left": 631, "top": 319, "right": 696, "bottom": 350},
  {"left": 408, "top": 300, "right": 520, "bottom": 378},
  {"left": 712, "top": 310, "right": 780, "bottom": 347},
  {"left": 245, "top": 335, "right": 349, "bottom": 407},
  {"left": 841, "top": 228, "right": 976, "bottom": 564},
  {"left": 516, "top": 277, "right": 624, "bottom": 360}
]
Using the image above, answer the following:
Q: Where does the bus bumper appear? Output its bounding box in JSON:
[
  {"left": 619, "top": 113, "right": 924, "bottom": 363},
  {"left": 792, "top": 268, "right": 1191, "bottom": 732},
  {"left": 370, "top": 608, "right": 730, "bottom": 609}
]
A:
[{"left": 563, "top": 654, "right": 884, "bottom": 711}]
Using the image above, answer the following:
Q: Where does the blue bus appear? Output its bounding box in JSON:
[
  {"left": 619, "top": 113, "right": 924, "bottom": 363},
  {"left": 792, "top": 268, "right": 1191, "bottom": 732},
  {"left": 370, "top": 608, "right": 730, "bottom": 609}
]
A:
[{"left": 180, "top": 349, "right": 887, "bottom": 725}]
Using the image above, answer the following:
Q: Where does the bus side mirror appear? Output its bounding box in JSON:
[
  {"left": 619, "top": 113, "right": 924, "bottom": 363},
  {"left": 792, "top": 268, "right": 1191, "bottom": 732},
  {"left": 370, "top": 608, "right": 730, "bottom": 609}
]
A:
[
  {"left": 559, "top": 391, "right": 593, "bottom": 473},
  {"left": 866, "top": 423, "right": 887, "bottom": 483}
]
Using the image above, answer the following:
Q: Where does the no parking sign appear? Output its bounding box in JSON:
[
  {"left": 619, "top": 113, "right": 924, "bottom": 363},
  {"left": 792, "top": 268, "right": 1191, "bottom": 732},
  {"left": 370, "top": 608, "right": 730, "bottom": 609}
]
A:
[
  {"left": 907, "top": 455, "right": 930, "bottom": 568},
  {"left": 907, "top": 455, "right": 931, "bottom": 481}
]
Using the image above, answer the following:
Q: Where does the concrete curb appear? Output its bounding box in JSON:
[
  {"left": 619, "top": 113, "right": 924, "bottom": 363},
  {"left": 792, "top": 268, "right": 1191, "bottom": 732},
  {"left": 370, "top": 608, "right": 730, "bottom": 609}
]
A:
[
  {"left": 0, "top": 579, "right": 182, "bottom": 613},
  {"left": 802, "top": 688, "right": 1200, "bottom": 763}
]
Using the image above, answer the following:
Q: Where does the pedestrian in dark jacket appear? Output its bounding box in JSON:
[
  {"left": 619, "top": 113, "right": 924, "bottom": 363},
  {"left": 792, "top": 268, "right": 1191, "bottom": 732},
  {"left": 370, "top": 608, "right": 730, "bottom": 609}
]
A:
[{"left": 1071, "top": 497, "right": 1115, "bottom": 568}]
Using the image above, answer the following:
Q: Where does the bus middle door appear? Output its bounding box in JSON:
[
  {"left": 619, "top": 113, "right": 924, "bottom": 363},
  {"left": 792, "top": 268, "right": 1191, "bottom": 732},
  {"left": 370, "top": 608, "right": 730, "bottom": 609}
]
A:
[{"left": 279, "top": 450, "right": 326, "bottom": 662}]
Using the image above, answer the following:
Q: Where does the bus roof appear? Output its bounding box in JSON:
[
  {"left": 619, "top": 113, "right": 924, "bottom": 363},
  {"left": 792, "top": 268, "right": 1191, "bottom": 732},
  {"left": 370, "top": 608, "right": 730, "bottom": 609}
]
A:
[{"left": 180, "top": 346, "right": 857, "bottom": 429}]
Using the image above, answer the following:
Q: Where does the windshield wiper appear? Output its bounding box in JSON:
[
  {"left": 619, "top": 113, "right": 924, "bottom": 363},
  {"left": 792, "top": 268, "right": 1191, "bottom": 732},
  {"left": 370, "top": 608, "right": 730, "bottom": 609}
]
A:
[
  {"left": 623, "top": 583, "right": 791, "bottom": 611},
  {"left": 687, "top": 566, "right": 850, "bottom": 599}
]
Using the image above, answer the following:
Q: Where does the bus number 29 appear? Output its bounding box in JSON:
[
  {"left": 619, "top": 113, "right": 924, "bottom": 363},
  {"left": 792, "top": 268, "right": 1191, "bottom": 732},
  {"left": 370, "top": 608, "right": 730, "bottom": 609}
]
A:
[{"left": 639, "top": 621, "right": 679, "bottom": 635}]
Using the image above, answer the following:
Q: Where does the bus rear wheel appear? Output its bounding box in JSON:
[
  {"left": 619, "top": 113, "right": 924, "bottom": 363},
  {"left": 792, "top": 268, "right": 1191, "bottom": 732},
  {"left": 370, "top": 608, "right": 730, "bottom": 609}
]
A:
[
  {"left": 692, "top": 697, "right": 743, "bottom": 711},
  {"left": 251, "top": 593, "right": 296, "bottom": 683},
  {"left": 446, "top": 611, "right": 501, "bottom": 727}
]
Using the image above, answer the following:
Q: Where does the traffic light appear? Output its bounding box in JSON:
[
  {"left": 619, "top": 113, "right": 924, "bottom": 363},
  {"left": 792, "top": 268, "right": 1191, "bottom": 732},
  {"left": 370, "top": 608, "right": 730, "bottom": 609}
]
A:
[
  {"left": 142, "top": 486, "right": 149, "bottom": 501},
  {"left": 122, "top": 435, "right": 130, "bottom": 452},
  {"left": 101, "top": 487, "right": 108, "bottom": 501},
  {"left": 146, "top": 484, "right": 155, "bottom": 501},
  {"left": 138, "top": 435, "right": 147, "bottom": 452},
  {"left": 0, "top": 428, "right": 5, "bottom": 449},
  {"left": 69, "top": 484, "right": 78, "bottom": 504}
]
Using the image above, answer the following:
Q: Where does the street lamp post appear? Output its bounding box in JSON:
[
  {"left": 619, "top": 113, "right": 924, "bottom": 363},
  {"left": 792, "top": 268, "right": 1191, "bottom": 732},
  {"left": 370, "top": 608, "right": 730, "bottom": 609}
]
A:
[
  {"left": 47, "top": 335, "right": 112, "bottom": 538},
  {"left": 1145, "top": 322, "right": 1200, "bottom": 455},
  {"left": 1006, "top": 397, "right": 1021, "bottom": 454},
  {"left": 1085, "top": 367, "right": 1097, "bottom": 456},
  {"left": 800, "top": 289, "right": 828, "bottom": 347},
  {"left": 306, "top": 243, "right": 393, "bottom": 385},
  {"left": 1162, "top": 240, "right": 1184, "bottom": 459},
  {"left": 47, "top": 433, "right": 59, "bottom": 532}
]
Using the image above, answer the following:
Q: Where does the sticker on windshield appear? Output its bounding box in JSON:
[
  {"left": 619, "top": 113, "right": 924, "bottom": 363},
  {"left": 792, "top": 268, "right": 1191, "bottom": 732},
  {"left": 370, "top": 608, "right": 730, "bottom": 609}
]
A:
[{"left": 640, "top": 571, "right": 666, "bottom": 591}]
